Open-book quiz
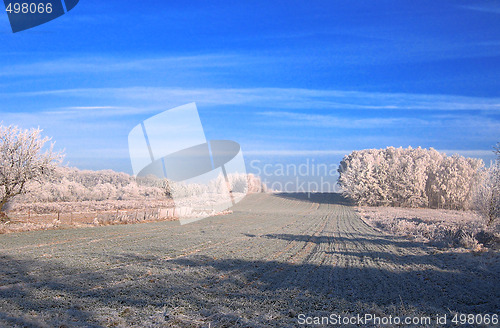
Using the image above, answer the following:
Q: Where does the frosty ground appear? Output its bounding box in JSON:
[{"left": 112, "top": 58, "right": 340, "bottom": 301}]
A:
[{"left": 0, "top": 193, "right": 498, "bottom": 327}]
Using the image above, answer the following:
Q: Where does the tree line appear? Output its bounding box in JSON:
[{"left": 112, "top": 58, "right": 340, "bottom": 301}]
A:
[{"left": 0, "top": 125, "right": 265, "bottom": 218}]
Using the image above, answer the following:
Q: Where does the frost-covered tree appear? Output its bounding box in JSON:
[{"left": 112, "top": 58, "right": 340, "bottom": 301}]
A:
[
  {"left": 474, "top": 143, "right": 500, "bottom": 225},
  {"left": 228, "top": 173, "right": 248, "bottom": 193},
  {"left": 338, "top": 146, "right": 483, "bottom": 209},
  {"left": 246, "top": 173, "right": 267, "bottom": 193},
  {"left": 0, "top": 125, "right": 63, "bottom": 218},
  {"left": 136, "top": 175, "right": 171, "bottom": 198},
  {"left": 427, "top": 154, "right": 483, "bottom": 210}
]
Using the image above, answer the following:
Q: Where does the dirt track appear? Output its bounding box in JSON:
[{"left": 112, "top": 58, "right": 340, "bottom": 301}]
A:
[{"left": 0, "top": 193, "right": 498, "bottom": 327}]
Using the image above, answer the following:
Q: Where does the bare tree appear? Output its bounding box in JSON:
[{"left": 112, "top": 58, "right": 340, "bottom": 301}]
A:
[{"left": 0, "top": 125, "right": 63, "bottom": 219}]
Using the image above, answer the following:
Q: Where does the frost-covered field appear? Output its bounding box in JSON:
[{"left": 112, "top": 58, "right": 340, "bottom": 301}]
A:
[
  {"left": 0, "top": 193, "right": 498, "bottom": 327},
  {"left": 357, "top": 206, "right": 500, "bottom": 250}
]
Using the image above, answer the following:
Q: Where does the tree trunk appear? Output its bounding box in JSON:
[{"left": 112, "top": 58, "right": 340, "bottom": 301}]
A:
[
  {"left": 0, "top": 197, "right": 9, "bottom": 221},
  {"left": 487, "top": 196, "right": 496, "bottom": 227},
  {"left": 0, "top": 212, "right": 7, "bottom": 221}
]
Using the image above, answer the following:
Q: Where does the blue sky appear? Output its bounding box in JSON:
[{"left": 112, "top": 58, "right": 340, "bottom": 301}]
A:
[{"left": 0, "top": 0, "right": 499, "bottom": 179}]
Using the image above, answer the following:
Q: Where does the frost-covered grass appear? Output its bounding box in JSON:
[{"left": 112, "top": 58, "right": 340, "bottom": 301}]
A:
[
  {"left": 0, "top": 219, "right": 63, "bottom": 234},
  {"left": 357, "top": 206, "right": 500, "bottom": 250},
  {"left": 10, "top": 198, "right": 174, "bottom": 214}
]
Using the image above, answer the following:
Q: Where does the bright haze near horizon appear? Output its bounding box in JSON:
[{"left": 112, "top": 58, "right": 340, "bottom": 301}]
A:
[{"left": 0, "top": 0, "right": 499, "bottom": 190}]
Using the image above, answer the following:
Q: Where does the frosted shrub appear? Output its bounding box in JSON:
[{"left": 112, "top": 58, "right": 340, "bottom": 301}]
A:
[
  {"left": 91, "top": 183, "right": 117, "bottom": 201},
  {"left": 117, "top": 184, "right": 141, "bottom": 200},
  {"left": 358, "top": 206, "right": 496, "bottom": 249}
]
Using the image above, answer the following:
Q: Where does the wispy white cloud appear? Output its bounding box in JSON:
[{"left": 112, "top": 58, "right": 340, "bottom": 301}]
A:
[
  {"left": 3, "top": 87, "right": 500, "bottom": 112},
  {"left": 437, "top": 149, "right": 497, "bottom": 157},
  {"left": 43, "top": 106, "right": 147, "bottom": 117},
  {"left": 64, "top": 106, "right": 117, "bottom": 110},
  {"left": 1, "top": 87, "right": 497, "bottom": 170},
  {"left": 245, "top": 148, "right": 498, "bottom": 159},
  {"left": 459, "top": 4, "right": 500, "bottom": 15},
  {"left": 257, "top": 111, "right": 429, "bottom": 128},
  {"left": 0, "top": 54, "right": 243, "bottom": 77},
  {"left": 244, "top": 149, "right": 352, "bottom": 156},
  {"left": 256, "top": 111, "right": 500, "bottom": 133},
  {"left": 0, "top": 109, "right": 131, "bottom": 133},
  {"left": 2, "top": 35, "right": 500, "bottom": 82}
]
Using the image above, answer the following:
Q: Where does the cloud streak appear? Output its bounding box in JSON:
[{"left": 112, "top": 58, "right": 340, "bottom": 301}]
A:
[
  {"left": 0, "top": 54, "right": 243, "bottom": 77},
  {"left": 3, "top": 87, "right": 500, "bottom": 112},
  {"left": 244, "top": 149, "right": 497, "bottom": 158},
  {"left": 257, "top": 111, "right": 429, "bottom": 128},
  {"left": 244, "top": 149, "right": 353, "bottom": 156},
  {"left": 258, "top": 111, "right": 500, "bottom": 131},
  {"left": 459, "top": 4, "right": 500, "bottom": 15}
]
